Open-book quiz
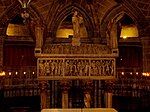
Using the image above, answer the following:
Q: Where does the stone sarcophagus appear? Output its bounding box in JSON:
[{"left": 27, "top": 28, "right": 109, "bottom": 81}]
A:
[{"left": 36, "top": 44, "right": 118, "bottom": 80}]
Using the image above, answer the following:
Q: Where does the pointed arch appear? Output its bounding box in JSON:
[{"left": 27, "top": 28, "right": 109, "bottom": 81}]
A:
[
  {"left": 0, "top": 2, "right": 44, "bottom": 38},
  {"left": 100, "top": 3, "right": 144, "bottom": 45},
  {"left": 46, "top": 3, "right": 95, "bottom": 42}
]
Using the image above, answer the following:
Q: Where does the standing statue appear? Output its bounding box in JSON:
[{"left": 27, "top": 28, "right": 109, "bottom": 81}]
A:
[
  {"left": 72, "top": 11, "right": 83, "bottom": 46},
  {"left": 84, "top": 92, "right": 91, "bottom": 108}
]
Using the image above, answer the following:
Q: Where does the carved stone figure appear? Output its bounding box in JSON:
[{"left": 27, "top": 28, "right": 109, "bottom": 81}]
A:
[
  {"left": 39, "top": 60, "right": 45, "bottom": 76},
  {"left": 72, "top": 11, "right": 83, "bottom": 46},
  {"left": 72, "top": 11, "right": 83, "bottom": 38},
  {"left": 84, "top": 92, "right": 91, "bottom": 108}
]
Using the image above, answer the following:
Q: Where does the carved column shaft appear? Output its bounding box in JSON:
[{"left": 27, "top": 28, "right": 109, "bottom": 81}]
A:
[
  {"left": 40, "top": 81, "right": 49, "bottom": 109},
  {"left": 142, "top": 37, "right": 150, "bottom": 72},
  {"left": 104, "top": 81, "right": 114, "bottom": 108},
  {"left": 105, "top": 92, "right": 113, "bottom": 108},
  {"left": 60, "top": 81, "right": 70, "bottom": 108},
  {"left": 82, "top": 80, "right": 93, "bottom": 108}
]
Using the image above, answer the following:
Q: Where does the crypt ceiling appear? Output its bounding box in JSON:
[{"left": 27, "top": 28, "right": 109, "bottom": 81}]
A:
[{"left": 0, "top": 0, "right": 149, "bottom": 38}]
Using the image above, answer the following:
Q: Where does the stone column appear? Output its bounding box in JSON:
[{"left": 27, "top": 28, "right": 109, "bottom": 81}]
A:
[
  {"left": 104, "top": 81, "right": 114, "bottom": 108},
  {"left": 40, "top": 81, "right": 50, "bottom": 109},
  {"left": 82, "top": 80, "right": 93, "bottom": 108},
  {"left": 141, "top": 36, "right": 150, "bottom": 72},
  {"left": 105, "top": 92, "right": 113, "bottom": 108},
  {"left": 60, "top": 81, "right": 70, "bottom": 108},
  {"left": 35, "top": 24, "right": 44, "bottom": 54}
]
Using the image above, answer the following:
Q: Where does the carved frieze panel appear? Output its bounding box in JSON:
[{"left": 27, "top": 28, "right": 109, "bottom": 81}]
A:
[{"left": 37, "top": 57, "right": 116, "bottom": 80}]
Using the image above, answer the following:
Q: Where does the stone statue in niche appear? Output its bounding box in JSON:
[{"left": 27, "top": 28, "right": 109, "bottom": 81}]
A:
[{"left": 72, "top": 11, "right": 83, "bottom": 46}]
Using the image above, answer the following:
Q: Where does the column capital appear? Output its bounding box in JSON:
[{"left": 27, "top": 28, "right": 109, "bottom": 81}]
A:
[
  {"left": 60, "top": 80, "right": 71, "bottom": 92},
  {"left": 104, "top": 80, "right": 115, "bottom": 93},
  {"left": 82, "top": 80, "right": 93, "bottom": 92},
  {"left": 39, "top": 81, "right": 48, "bottom": 91}
]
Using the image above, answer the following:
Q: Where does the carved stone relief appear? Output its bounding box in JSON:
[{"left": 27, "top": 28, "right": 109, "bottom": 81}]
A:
[{"left": 38, "top": 58, "right": 115, "bottom": 80}]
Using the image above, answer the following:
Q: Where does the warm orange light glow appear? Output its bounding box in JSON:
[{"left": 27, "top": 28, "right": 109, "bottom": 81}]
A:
[
  {"left": 142, "top": 72, "right": 150, "bottom": 77},
  {"left": 122, "top": 36, "right": 127, "bottom": 39},
  {"left": 9, "top": 72, "right": 11, "bottom": 75},
  {"left": 56, "top": 28, "right": 73, "bottom": 38},
  {"left": 0, "top": 71, "right": 5, "bottom": 76},
  {"left": 120, "top": 25, "right": 139, "bottom": 38},
  {"left": 6, "top": 23, "right": 30, "bottom": 36},
  {"left": 121, "top": 72, "right": 124, "bottom": 75}
]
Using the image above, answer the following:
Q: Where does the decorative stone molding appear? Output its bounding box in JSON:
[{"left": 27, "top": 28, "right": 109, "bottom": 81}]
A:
[{"left": 43, "top": 44, "right": 111, "bottom": 54}]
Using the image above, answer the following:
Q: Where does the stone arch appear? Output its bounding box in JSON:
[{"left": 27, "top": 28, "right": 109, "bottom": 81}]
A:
[
  {"left": 46, "top": 3, "right": 95, "bottom": 43},
  {"left": 0, "top": 2, "right": 44, "bottom": 40},
  {"left": 100, "top": 4, "right": 143, "bottom": 47}
]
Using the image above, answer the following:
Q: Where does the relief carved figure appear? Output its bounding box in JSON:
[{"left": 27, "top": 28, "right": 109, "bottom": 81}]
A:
[
  {"left": 44, "top": 61, "right": 50, "bottom": 75},
  {"left": 90, "top": 61, "right": 99, "bottom": 76},
  {"left": 84, "top": 60, "right": 90, "bottom": 76},
  {"left": 38, "top": 59, "right": 114, "bottom": 78},
  {"left": 50, "top": 60, "right": 57, "bottom": 75},
  {"left": 57, "top": 60, "right": 63, "bottom": 76},
  {"left": 39, "top": 60, "right": 45, "bottom": 76}
]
